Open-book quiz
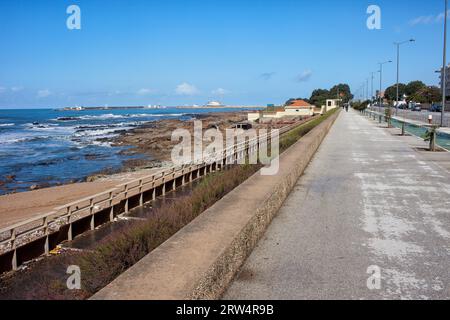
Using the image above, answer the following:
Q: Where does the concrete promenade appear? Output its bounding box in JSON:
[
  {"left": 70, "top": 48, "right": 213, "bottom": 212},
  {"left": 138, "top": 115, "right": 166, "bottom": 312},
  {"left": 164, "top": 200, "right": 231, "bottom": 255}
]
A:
[{"left": 224, "top": 109, "right": 450, "bottom": 300}]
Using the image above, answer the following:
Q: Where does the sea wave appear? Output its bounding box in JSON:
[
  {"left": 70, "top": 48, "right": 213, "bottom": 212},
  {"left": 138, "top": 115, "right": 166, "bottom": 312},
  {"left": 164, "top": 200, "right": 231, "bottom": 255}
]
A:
[
  {"left": 24, "top": 124, "right": 76, "bottom": 135},
  {"left": 1, "top": 112, "right": 183, "bottom": 147},
  {"left": 73, "top": 126, "right": 133, "bottom": 138},
  {"left": 26, "top": 124, "right": 59, "bottom": 130},
  {"left": 55, "top": 113, "right": 185, "bottom": 121},
  {"left": 0, "top": 133, "right": 52, "bottom": 145},
  {"left": 136, "top": 113, "right": 185, "bottom": 117},
  {"left": 74, "top": 121, "right": 145, "bottom": 130}
]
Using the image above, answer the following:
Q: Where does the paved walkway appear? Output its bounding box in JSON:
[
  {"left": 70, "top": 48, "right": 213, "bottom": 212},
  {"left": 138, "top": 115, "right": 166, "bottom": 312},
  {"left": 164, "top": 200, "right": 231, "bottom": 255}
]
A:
[{"left": 224, "top": 109, "right": 450, "bottom": 300}]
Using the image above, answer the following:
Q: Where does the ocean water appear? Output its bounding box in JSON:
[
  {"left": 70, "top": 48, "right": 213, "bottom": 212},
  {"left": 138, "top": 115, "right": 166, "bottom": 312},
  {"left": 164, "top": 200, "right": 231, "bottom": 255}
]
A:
[{"left": 0, "top": 107, "right": 251, "bottom": 195}]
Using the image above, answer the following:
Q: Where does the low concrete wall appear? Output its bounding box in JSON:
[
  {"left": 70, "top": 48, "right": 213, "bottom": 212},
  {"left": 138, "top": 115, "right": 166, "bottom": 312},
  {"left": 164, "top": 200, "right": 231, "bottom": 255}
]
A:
[{"left": 92, "top": 110, "right": 341, "bottom": 300}]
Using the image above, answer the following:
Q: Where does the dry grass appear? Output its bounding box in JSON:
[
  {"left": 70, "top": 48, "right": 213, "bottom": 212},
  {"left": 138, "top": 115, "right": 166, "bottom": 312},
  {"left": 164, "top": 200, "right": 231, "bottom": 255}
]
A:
[{"left": 0, "top": 164, "right": 260, "bottom": 300}]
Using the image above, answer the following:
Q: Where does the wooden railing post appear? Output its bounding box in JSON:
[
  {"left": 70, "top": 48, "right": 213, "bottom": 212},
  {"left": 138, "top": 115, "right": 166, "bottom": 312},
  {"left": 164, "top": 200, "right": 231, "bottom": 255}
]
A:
[
  {"left": 90, "top": 199, "right": 95, "bottom": 230},
  {"left": 109, "top": 191, "right": 114, "bottom": 222},
  {"left": 11, "top": 229, "right": 17, "bottom": 271},
  {"left": 124, "top": 184, "right": 129, "bottom": 213},
  {"left": 139, "top": 179, "right": 144, "bottom": 206},
  {"left": 67, "top": 206, "right": 73, "bottom": 241},
  {"left": 44, "top": 216, "right": 49, "bottom": 255}
]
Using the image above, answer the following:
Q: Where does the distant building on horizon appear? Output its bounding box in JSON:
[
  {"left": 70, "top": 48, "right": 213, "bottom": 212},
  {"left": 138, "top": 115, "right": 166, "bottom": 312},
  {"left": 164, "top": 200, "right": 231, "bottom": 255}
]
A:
[{"left": 205, "top": 101, "right": 225, "bottom": 107}]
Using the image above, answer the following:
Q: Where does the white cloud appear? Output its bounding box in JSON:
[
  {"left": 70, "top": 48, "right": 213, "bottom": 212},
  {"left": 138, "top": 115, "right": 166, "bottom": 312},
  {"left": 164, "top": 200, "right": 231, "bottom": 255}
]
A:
[
  {"left": 296, "top": 70, "right": 312, "bottom": 82},
  {"left": 176, "top": 82, "right": 199, "bottom": 95},
  {"left": 410, "top": 11, "right": 450, "bottom": 26},
  {"left": 211, "top": 88, "right": 229, "bottom": 95},
  {"left": 137, "top": 88, "right": 155, "bottom": 96},
  {"left": 37, "top": 89, "right": 52, "bottom": 98},
  {"left": 11, "top": 86, "right": 24, "bottom": 92}
]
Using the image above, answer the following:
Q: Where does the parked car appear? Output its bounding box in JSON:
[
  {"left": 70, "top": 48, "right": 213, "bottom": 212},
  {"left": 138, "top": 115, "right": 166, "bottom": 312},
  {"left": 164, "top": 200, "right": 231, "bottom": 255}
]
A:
[
  {"left": 408, "top": 102, "right": 422, "bottom": 112},
  {"left": 394, "top": 101, "right": 408, "bottom": 109},
  {"left": 430, "top": 104, "right": 442, "bottom": 112}
]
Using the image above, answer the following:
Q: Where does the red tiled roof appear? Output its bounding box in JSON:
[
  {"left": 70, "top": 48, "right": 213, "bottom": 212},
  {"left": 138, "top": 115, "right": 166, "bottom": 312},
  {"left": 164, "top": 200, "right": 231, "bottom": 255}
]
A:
[{"left": 286, "top": 99, "right": 311, "bottom": 108}]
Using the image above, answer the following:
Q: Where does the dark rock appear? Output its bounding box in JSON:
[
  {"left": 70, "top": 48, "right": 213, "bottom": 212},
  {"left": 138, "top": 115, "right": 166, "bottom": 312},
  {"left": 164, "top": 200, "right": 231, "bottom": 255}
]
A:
[{"left": 57, "top": 117, "right": 80, "bottom": 121}]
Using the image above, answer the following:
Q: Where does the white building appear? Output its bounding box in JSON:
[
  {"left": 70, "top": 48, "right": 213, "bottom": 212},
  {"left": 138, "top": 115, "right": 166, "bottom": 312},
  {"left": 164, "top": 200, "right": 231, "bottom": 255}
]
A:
[
  {"left": 325, "top": 99, "right": 341, "bottom": 110},
  {"left": 248, "top": 100, "right": 315, "bottom": 122},
  {"left": 205, "top": 101, "right": 224, "bottom": 107}
]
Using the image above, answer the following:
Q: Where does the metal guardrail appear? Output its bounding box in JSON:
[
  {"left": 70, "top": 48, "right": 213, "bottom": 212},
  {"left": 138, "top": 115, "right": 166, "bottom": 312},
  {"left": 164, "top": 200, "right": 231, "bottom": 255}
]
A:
[
  {"left": 360, "top": 108, "right": 450, "bottom": 152},
  {"left": 0, "top": 119, "right": 304, "bottom": 271},
  {"left": 371, "top": 106, "right": 450, "bottom": 128},
  {"left": 362, "top": 108, "right": 434, "bottom": 129}
]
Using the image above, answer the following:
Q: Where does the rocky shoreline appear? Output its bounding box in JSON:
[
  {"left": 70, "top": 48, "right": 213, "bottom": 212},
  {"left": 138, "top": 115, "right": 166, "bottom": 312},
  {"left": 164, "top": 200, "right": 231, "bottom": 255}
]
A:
[
  {"left": 88, "top": 111, "right": 249, "bottom": 181},
  {"left": 0, "top": 112, "right": 249, "bottom": 194}
]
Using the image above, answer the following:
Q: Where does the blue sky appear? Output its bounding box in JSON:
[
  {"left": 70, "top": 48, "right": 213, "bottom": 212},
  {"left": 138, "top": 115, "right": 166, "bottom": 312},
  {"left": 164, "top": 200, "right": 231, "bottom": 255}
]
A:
[{"left": 0, "top": 0, "right": 447, "bottom": 108}]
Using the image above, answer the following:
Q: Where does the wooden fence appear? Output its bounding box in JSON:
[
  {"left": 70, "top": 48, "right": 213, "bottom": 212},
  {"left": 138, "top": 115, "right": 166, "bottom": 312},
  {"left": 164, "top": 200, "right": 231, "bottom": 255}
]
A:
[{"left": 0, "top": 120, "right": 304, "bottom": 272}]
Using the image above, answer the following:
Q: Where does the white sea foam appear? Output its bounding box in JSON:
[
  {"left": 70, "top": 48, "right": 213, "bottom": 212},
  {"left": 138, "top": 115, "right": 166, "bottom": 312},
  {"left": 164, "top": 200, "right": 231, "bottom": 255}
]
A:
[
  {"left": 0, "top": 132, "right": 47, "bottom": 145},
  {"left": 55, "top": 113, "right": 185, "bottom": 121},
  {"left": 141, "top": 113, "right": 185, "bottom": 117},
  {"left": 79, "top": 114, "right": 125, "bottom": 120},
  {"left": 73, "top": 127, "right": 133, "bottom": 138}
]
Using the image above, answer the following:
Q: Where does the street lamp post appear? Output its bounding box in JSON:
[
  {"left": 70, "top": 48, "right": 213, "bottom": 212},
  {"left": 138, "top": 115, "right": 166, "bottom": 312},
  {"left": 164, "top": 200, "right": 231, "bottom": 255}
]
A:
[
  {"left": 442, "top": 0, "right": 448, "bottom": 127},
  {"left": 394, "top": 39, "right": 415, "bottom": 115},
  {"left": 379, "top": 61, "right": 392, "bottom": 121},
  {"left": 371, "top": 72, "right": 375, "bottom": 102},
  {"left": 366, "top": 78, "right": 369, "bottom": 101}
]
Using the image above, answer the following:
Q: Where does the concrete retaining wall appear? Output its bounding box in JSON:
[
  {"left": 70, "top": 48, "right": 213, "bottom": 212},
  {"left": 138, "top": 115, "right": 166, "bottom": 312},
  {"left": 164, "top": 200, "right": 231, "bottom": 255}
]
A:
[{"left": 92, "top": 110, "right": 341, "bottom": 300}]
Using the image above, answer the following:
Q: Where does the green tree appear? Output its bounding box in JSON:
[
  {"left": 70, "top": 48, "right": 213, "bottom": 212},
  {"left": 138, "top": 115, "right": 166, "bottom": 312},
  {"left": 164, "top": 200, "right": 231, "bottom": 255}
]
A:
[
  {"left": 309, "top": 89, "right": 330, "bottom": 107},
  {"left": 329, "top": 84, "right": 353, "bottom": 103},
  {"left": 411, "top": 86, "right": 441, "bottom": 104},
  {"left": 384, "top": 83, "right": 407, "bottom": 101},
  {"left": 308, "top": 83, "right": 354, "bottom": 106},
  {"left": 352, "top": 100, "right": 370, "bottom": 111},
  {"left": 405, "top": 81, "right": 426, "bottom": 97}
]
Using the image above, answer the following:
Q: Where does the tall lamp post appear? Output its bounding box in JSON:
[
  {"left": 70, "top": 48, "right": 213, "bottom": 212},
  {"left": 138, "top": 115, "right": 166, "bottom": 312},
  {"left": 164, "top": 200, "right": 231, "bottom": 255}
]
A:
[
  {"left": 371, "top": 72, "right": 375, "bottom": 103},
  {"left": 394, "top": 39, "right": 415, "bottom": 115},
  {"left": 442, "top": 0, "right": 448, "bottom": 127},
  {"left": 378, "top": 60, "right": 392, "bottom": 112},
  {"left": 366, "top": 78, "right": 370, "bottom": 101}
]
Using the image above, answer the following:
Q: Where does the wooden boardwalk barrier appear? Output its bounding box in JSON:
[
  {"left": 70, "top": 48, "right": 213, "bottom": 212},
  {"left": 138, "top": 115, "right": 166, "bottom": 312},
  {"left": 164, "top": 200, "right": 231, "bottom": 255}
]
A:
[{"left": 0, "top": 120, "right": 306, "bottom": 273}]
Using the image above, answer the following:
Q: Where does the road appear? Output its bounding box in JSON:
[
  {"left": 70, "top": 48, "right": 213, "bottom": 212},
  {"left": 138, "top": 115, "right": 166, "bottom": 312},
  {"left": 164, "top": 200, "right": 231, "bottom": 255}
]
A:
[
  {"left": 224, "top": 109, "right": 450, "bottom": 300},
  {"left": 372, "top": 106, "right": 450, "bottom": 128}
]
